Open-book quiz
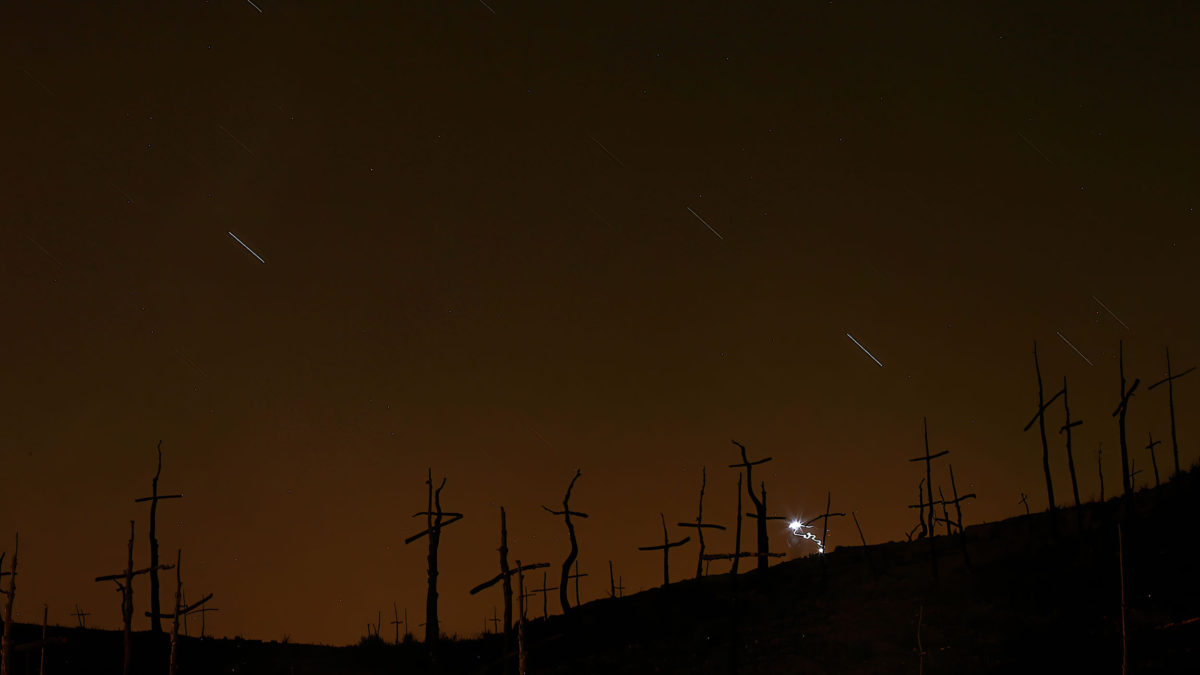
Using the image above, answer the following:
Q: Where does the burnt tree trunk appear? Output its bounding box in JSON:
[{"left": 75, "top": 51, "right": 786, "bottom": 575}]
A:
[
  {"left": 1033, "top": 344, "right": 1057, "bottom": 510},
  {"left": 403, "top": 468, "right": 463, "bottom": 665},
  {"left": 1114, "top": 341, "right": 1141, "bottom": 498},
  {"left": 499, "top": 508, "right": 512, "bottom": 655},
  {"left": 149, "top": 443, "right": 163, "bottom": 636},
  {"left": 1146, "top": 432, "right": 1162, "bottom": 488},
  {"left": 1148, "top": 347, "right": 1194, "bottom": 479},
  {"left": 731, "top": 474, "right": 743, "bottom": 576},
  {"left": 543, "top": 470, "right": 587, "bottom": 615},
  {"left": 0, "top": 534, "right": 16, "bottom": 675},
  {"left": 123, "top": 525, "right": 133, "bottom": 675},
  {"left": 1061, "top": 377, "right": 1083, "bottom": 507},
  {"left": 1098, "top": 443, "right": 1106, "bottom": 502},
  {"left": 730, "top": 441, "right": 773, "bottom": 571}
]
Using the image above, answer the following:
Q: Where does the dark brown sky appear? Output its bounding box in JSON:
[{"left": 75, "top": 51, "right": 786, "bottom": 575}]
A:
[{"left": 2, "top": 0, "right": 1197, "bottom": 646}]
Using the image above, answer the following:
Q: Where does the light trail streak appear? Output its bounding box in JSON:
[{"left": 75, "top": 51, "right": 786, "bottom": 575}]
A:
[
  {"left": 789, "top": 520, "right": 826, "bottom": 554},
  {"left": 686, "top": 206, "right": 724, "bottom": 241},
  {"left": 1056, "top": 331, "right": 1094, "bottom": 366},
  {"left": 1092, "top": 295, "right": 1130, "bottom": 331},
  {"left": 246, "top": 0, "right": 263, "bottom": 13},
  {"left": 228, "top": 231, "right": 266, "bottom": 264},
  {"left": 846, "top": 333, "right": 884, "bottom": 367}
]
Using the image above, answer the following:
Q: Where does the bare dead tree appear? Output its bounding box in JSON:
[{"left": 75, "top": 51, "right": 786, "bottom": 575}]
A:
[
  {"left": 391, "top": 602, "right": 404, "bottom": 645},
  {"left": 702, "top": 478, "right": 784, "bottom": 569},
  {"left": 1113, "top": 341, "right": 1141, "bottom": 497},
  {"left": 801, "top": 492, "right": 845, "bottom": 580},
  {"left": 1098, "top": 442, "right": 1106, "bottom": 502},
  {"left": 476, "top": 507, "right": 515, "bottom": 648},
  {"left": 72, "top": 606, "right": 89, "bottom": 629},
  {"left": 945, "top": 465, "right": 976, "bottom": 567},
  {"left": 730, "top": 441, "right": 774, "bottom": 571},
  {"left": 1060, "top": 376, "right": 1083, "bottom": 507},
  {"left": 1019, "top": 493, "right": 1030, "bottom": 515},
  {"left": 531, "top": 572, "right": 558, "bottom": 620},
  {"left": 638, "top": 514, "right": 691, "bottom": 588},
  {"left": 516, "top": 561, "right": 528, "bottom": 675},
  {"left": 851, "top": 512, "right": 876, "bottom": 575},
  {"left": 910, "top": 419, "right": 950, "bottom": 577},
  {"left": 1023, "top": 345, "right": 1065, "bottom": 511},
  {"left": 936, "top": 487, "right": 952, "bottom": 537},
  {"left": 803, "top": 492, "right": 846, "bottom": 554},
  {"left": 542, "top": 470, "right": 587, "bottom": 615},
  {"left": 913, "top": 478, "right": 927, "bottom": 540},
  {"left": 676, "top": 467, "right": 726, "bottom": 579},
  {"left": 134, "top": 441, "right": 183, "bottom": 636},
  {"left": 1146, "top": 432, "right": 1162, "bottom": 488},
  {"left": 731, "top": 474, "right": 743, "bottom": 575},
  {"left": 10, "top": 604, "right": 66, "bottom": 675},
  {"left": 0, "top": 534, "right": 16, "bottom": 675},
  {"left": 470, "top": 547, "right": 547, "bottom": 675},
  {"left": 608, "top": 560, "right": 616, "bottom": 598},
  {"left": 1148, "top": 348, "right": 1194, "bottom": 478},
  {"left": 404, "top": 469, "right": 463, "bottom": 661},
  {"left": 196, "top": 605, "right": 219, "bottom": 640},
  {"left": 95, "top": 521, "right": 174, "bottom": 675},
  {"left": 469, "top": 563, "right": 549, "bottom": 612},
  {"left": 567, "top": 560, "right": 587, "bottom": 607},
  {"left": 486, "top": 608, "right": 501, "bottom": 635},
  {"left": 143, "top": 550, "right": 213, "bottom": 675}
]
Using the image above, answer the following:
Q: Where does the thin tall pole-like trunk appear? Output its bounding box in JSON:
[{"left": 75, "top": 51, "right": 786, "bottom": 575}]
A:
[
  {"left": 1033, "top": 344, "right": 1057, "bottom": 510},
  {"left": 731, "top": 474, "right": 743, "bottom": 576},
  {"left": 499, "top": 507, "right": 512, "bottom": 660},
  {"left": 149, "top": 443, "right": 163, "bottom": 636},
  {"left": 1062, "top": 377, "right": 1082, "bottom": 507},
  {"left": 0, "top": 534, "right": 16, "bottom": 675}
]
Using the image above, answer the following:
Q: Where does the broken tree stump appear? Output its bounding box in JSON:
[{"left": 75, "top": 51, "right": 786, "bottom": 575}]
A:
[
  {"left": 542, "top": 469, "right": 587, "bottom": 615},
  {"left": 677, "top": 467, "right": 726, "bottom": 579},
  {"left": 1148, "top": 347, "right": 1194, "bottom": 478},
  {"left": 404, "top": 469, "right": 464, "bottom": 662},
  {"left": 638, "top": 513, "right": 691, "bottom": 588}
]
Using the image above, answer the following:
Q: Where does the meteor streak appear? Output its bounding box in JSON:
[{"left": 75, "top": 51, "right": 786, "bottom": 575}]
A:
[
  {"left": 846, "top": 333, "right": 884, "bottom": 367},
  {"left": 687, "top": 206, "right": 724, "bottom": 241},
  {"left": 1056, "top": 331, "right": 1094, "bottom": 366},
  {"left": 1091, "top": 295, "right": 1130, "bottom": 331},
  {"left": 229, "top": 231, "right": 266, "bottom": 264}
]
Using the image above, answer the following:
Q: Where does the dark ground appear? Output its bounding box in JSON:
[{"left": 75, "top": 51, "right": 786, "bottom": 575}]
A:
[{"left": 10, "top": 468, "right": 1199, "bottom": 674}]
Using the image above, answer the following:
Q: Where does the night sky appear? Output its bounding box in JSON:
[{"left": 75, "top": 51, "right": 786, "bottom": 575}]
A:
[{"left": 2, "top": 0, "right": 1197, "bottom": 646}]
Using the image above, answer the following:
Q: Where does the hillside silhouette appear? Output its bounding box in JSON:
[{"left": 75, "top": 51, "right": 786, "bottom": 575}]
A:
[{"left": 8, "top": 466, "right": 1198, "bottom": 674}]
